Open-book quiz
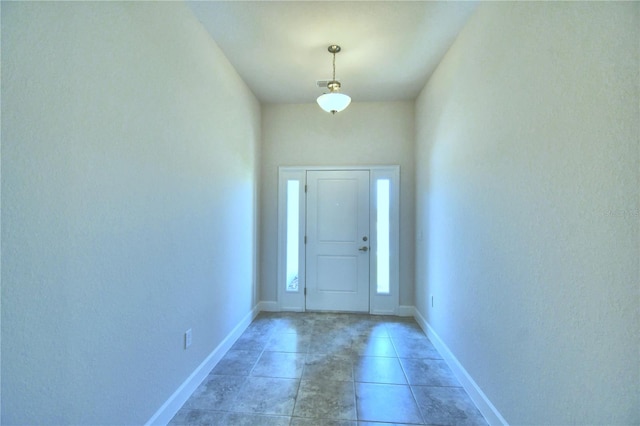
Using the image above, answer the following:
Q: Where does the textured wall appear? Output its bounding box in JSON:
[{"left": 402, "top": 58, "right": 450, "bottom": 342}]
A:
[
  {"left": 260, "top": 102, "right": 415, "bottom": 308},
  {"left": 1, "top": 2, "right": 260, "bottom": 424},
  {"left": 415, "top": 2, "right": 639, "bottom": 424}
]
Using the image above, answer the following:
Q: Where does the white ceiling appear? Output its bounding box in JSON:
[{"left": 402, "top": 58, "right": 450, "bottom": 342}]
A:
[{"left": 187, "top": 1, "right": 478, "bottom": 104}]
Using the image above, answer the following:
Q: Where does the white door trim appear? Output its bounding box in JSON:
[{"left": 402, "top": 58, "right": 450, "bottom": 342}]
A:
[{"left": 277, "top": 165, "right": 400, "bottom": 315}]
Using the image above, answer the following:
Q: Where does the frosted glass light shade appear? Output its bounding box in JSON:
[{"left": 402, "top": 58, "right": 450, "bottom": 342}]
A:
[{"left": 317, "top": 92, "right": 351, "bottom": 114}]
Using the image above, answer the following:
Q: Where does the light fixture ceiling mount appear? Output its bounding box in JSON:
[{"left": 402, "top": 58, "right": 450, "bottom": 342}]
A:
[{"left": 317, "top": 44, "right": 351, "bottom": 115}]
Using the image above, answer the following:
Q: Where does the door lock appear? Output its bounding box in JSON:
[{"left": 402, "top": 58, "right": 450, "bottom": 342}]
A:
[
  {"left": 362, "top": 236, "right": 368, "bottom": 241},
  {"left": 358, "top": 246, "right": 369, "bottom": 252}
]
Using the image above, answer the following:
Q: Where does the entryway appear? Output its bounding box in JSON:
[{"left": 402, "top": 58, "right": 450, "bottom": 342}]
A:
[{"left": 277, "top": 166, "right": 400, "bottom": 315}]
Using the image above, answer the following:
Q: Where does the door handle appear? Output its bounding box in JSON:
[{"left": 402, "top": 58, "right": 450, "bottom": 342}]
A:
[{"left": 358, "top": 246, "right": 369, "bottom": 252}]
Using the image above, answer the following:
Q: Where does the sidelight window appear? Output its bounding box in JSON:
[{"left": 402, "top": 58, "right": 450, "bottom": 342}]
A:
[
  {"left": 286, "top": 180, "right": 300, "bottom": 292},
  {"left": 376, "top": 179, "right": 390, "bottom": 294}
]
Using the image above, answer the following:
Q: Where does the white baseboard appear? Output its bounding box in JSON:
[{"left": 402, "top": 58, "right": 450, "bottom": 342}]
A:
[
  {"left": 258, "top": 300, "right": 279, "bottom": 312},
  {"left": 370, "top": 309, "right": 397, "bottom": 316},
  {"left": 280, "top": 307, "right": 304, "bottom": 312},
  {"left": 145, "top": 304, "right": 260, "bottom": 426},
  {"left": 413, "top": 309, "right": 508, "bottom": 426},
  {"left": 396, "top": 305, "right": 416, "bottom": 317}
]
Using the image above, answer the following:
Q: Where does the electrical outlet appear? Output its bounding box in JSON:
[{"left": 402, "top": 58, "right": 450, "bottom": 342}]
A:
[{"left": 185, "top": 329, "right": 192, "bottom": 349}]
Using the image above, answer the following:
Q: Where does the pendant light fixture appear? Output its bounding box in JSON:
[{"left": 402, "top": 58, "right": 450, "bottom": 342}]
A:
[{"left": 317, "top": 45, "right": 351, "bottom": 114}]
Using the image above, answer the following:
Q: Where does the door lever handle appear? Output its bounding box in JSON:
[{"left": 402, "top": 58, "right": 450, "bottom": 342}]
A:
[{"left": 358, "top": 246, "right": 369, "bottom": 252}]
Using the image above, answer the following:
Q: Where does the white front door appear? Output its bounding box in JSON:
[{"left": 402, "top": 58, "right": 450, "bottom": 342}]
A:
[{"left": 305, "top": 170, "right": 370, "bottom": 312}]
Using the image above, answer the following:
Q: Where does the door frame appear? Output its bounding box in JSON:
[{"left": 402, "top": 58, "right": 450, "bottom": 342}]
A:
[{"left": 277, "top": 165, "right": 400, "bottom": 315}]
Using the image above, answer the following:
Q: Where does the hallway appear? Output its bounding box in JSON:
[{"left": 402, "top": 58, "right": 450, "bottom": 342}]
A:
[{"left": 170, "top": 312, "right": 487, "bottom": 425}]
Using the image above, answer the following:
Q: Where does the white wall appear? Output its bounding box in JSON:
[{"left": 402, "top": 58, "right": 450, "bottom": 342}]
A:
[
  {"left": 1, "top": 2, "right": 260, "bottom": 424},
  {"left": 415, "top": 2, "right": 639, "bottom": 424},
  {"left": 260, "top": 102, "right": 415, "bottom": 308}
]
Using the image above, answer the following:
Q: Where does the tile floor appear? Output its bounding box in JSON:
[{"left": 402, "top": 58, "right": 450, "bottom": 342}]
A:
[{"left": 170, "top": 312, "right": 487, "bottom": 426}]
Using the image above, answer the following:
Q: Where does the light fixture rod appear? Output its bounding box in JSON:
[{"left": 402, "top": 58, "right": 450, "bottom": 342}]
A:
[
  {"left": 328, "top": 45, "right": 341, "bottom": 83},
  {"left": 332, "top": 49, "right": 336, "bottom": 82},
  {"left": 327, "top": 45, "right": 342, "bottom": 92}
]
